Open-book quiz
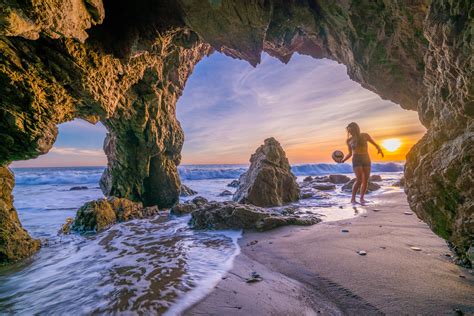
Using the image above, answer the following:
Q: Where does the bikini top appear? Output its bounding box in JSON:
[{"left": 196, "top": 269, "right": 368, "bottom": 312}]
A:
[{"left": 349, "top": 134, "right": 368, "bottom": 152}]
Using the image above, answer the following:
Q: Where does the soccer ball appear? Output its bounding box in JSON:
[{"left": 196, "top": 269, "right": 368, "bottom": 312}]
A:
[{"left": 332, "top": 150, "right": 344, "bottom": 163}]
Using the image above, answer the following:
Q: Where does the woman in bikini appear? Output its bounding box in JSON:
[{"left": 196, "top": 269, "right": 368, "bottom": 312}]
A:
[{"left": 341, "top": 122, "right": 384, "bottom": 204}]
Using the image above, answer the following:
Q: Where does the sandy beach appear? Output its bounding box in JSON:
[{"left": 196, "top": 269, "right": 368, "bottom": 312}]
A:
[{"left": 186, "top": 191, "right": 474, "bottom": 315}]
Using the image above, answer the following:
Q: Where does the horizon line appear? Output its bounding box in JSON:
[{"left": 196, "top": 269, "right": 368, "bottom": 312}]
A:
[{"left": 10, "top": 160, "right": 407, "bottom": 169}]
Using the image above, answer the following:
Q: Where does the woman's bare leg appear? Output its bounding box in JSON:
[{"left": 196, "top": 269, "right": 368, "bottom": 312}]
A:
[
  {"left": 360, "top": 166, "right": 371, "bottom": 203},
  {"left": 352, "top": 167, "right": 363, "bottom": 203}
]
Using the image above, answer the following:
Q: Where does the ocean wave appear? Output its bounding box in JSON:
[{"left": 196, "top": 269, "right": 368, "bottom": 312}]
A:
[
  {"left": 12, "top": 163, "right": 404, "bottom": 185},
  {"left": 13, "top": 167, "right": 104, "bottom": 185},
  {"left": 291, "top": 162, "right": 404, "bottom": 175},
  {"left": 178, "top": 166, "right": 247, "bottom": 180}
]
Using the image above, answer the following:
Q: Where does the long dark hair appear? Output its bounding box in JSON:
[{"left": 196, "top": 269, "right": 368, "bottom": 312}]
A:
[{"left": 346, "top": 122, "right": 361, "bottom": 147}]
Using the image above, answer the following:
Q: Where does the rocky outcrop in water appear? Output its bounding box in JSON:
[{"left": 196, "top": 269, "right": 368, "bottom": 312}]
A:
[
  {"left": 342, "top": 179, "right": 381, "bottom": 193},
  {"left": 171, "top": 196, "right": 209, "bottom": 216},
  {"left": 369, "top": 175, "right": 382, "bottom": 182},
  {"left": 227, "top": 180, "right": 240, "bottom": 188},
  {"left": 180, "top": 184, "right": 197, "bottom": 197},
  {"left": 233, "top": 138, "right": 299, "bottom": 207},
  {"left": 70, "top": 186, "right": 88, "bottom": 191},
  {"left": 219, "top": 190, "right": 233, "bottom": 196},
  {"left": 189, "top": 201, "right": 320, "bottom": 231},
  {"left": 171, "top": 197, "right": 320, "bottom": 230},
  {"left": 0, "top": 167, "right": 40, "bottom": 263},
  {"left": 328, "top": 175, "right": 351, "bottom": 184},
  {"left": 300, "top": 175, "right": 349, "bottom": 192},
  {"left": 0, "top": 0, "right": 472, "bottom": 263},
  {"left": 71, "top": 197, "right": 160, "bottom": 233}
]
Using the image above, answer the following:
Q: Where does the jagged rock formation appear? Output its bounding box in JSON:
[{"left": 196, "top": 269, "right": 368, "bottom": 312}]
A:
[
  {"left": 0, "top": 0, "right": 472, "bottom": 262},
  {"left": 71, "top": 197, "right": 160, "bottom": 233},
  {"left": 233, "top": 138, "right": 300, "bottom": 207},
  {"left": 0, "top": 0, "right": 105, "bottom": 41},
  {"left": 180, "top": 184, "right": 197, "bottom": 197},
  {"left": 0, "top": 167, "right": 40, "bottom": 263},
  {"left": 405, "top": 0, "right": 473, "bottom": 264},
  {"left": 183, "top": 201, "right": 320, "bottom": 231},
  {"left": 172, "top": 196, "right": 321, "bottom": 230},
  {"left": 171, "top": 196, "right": 209, "bottom": 216}
]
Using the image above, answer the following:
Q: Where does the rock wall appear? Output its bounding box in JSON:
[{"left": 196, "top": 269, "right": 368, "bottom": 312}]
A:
[
  {"left": 405, "top": 0, "right": 473, "bottom": 264},
  {"left": 179, "top": 0, "right": 428, "bottom": 110},
  {"left": 1, "top": 22, "right": 211, "bottom": 210},
  {"left": 0, "top": 166, "right": 40, "bottom": 263},
  {"left": 0, "top": 0, "right": 472, "bottom": 263}
]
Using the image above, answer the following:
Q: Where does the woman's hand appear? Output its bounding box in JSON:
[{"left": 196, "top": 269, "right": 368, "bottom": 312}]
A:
[{"left": 377, "top": 148, "right": 384, "bottom": 158}]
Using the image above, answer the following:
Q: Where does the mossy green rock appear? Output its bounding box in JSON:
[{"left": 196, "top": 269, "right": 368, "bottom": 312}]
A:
[
  {"left": 72, "top": 199, "right": 117, "bottom": 233},
  {"left": 71, "top": 197, "right": 160, "bottom": 233}
]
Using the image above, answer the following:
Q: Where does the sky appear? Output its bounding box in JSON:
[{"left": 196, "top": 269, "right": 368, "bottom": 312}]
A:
[{"left": 11, "top": 52, "right": 426, "bottom": 168}]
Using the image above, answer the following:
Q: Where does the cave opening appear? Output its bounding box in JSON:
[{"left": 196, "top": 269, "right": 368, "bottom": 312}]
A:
[
  {"left": 10, "top": 119, "right": 107, "bottom": 239},
  {"left": 177, "top": 52, "right": 426, "bottom": 166}
]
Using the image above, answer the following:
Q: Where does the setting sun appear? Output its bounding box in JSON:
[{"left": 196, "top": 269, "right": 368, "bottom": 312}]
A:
[{"left": 381, "top": 138, "right": 402, "bottom": 152}]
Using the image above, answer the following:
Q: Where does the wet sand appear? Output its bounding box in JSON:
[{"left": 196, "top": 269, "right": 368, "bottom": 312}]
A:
[{"left": 186, "top": 191, "right": 474, "bottom": 315}]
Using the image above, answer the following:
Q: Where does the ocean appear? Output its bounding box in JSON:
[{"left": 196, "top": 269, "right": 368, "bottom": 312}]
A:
[{"left": 0, "top": 163, "right": 404, "bottom": 314}]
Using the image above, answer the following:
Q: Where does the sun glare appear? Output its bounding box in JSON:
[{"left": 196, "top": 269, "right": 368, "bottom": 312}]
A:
[{"left": 381, "top": 138, "right": 402, "bottom": 152}]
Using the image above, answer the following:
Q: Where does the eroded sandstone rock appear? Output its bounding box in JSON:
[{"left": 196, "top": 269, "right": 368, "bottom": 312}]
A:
[
  {"left": 189, "top": 201, "right": 320, "bottom": 231},
  {"left": 71, "top": 197, "right": 160, "bottom": 233},
  {"left": 180, "top": 184, "right": 197, "bottom": 197},
  {"left": 233, "top": 138, "right": 299, "bottom": 207},
  {"left": 171, "top": 196, "right": 209, "bottom": 216},
  {"left": 0, "top": 0, "right": 471, "bottom": 263},
  {"left": 0, "top": 167, "right": 40, "bottom": 263},
  {"left": 405, "top": 0, "right": 473, "bottom": 263},
  {"left": 0, "top": 0, "right": 105, "bottom": 41}
]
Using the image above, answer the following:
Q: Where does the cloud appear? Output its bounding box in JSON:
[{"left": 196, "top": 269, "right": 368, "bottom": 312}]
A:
[
  {"left": 49, "top": 147, "right": 105, "bottom": 157},
  {"left": 177, "top": 52, "right": 425, "bottom": 163}
]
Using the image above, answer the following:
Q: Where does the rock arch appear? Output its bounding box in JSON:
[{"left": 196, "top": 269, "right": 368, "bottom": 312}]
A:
[{"left": 0, "top": 0, "right": 471, "bottom": 263}]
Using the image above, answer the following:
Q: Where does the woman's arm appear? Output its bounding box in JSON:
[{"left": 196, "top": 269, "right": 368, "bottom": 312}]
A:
[
  {"left": 341, "top": 139, "right": 352, "bottom": 163},
  {"left": 366, "top": 134, "right": 384, "bottom": 157}
]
